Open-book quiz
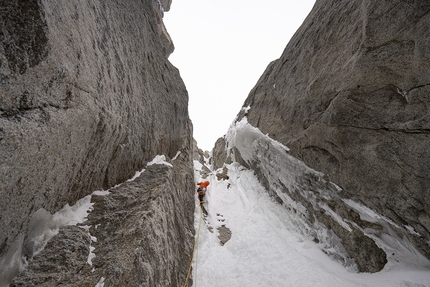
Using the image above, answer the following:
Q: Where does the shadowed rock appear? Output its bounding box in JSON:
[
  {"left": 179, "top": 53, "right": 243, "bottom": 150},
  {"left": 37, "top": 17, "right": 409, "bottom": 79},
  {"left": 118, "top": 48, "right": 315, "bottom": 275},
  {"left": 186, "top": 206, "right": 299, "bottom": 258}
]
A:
[
  {"left": 1, "top": 0, "right": 193, "bottom": 285},
  {"left": 12, "top": 157, "right": 195, "bottom": 286}
]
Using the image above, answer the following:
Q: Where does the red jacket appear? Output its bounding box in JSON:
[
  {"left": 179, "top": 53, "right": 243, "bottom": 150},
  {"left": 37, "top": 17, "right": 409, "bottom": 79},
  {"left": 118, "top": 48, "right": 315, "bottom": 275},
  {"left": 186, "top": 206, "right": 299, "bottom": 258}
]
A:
[{"left": 197, "top": 181, "right": 210, "bottom": 189}]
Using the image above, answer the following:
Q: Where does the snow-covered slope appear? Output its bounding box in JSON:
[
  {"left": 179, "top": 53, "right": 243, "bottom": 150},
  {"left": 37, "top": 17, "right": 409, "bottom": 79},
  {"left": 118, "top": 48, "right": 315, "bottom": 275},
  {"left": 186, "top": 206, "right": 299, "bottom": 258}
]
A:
[
  {"left": 210, "top": 114, "right": 430, "bottom": 273},
  {"left": 192, "top": 119, "right": 430, "bottom": 286}
]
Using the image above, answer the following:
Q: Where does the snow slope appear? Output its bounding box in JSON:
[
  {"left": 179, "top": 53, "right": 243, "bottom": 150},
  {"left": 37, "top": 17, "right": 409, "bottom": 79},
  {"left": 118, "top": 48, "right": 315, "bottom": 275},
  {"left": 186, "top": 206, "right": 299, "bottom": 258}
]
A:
[{"left": 192, "top": 161, "right": 430, "bottom": 287}]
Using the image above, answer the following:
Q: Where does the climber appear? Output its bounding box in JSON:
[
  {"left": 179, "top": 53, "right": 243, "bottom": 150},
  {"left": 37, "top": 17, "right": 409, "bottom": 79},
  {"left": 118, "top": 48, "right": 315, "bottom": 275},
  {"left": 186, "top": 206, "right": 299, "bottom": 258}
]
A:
[{"left": 196, "top": 181, "right": 210, "bottom": 204}]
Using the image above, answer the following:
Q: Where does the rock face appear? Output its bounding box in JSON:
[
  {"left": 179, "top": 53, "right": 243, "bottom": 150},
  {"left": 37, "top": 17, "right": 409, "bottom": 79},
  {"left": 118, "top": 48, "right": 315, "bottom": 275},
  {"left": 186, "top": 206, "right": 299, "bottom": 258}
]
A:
[
  {"left": 0, "top": 0, "right": 194, "bottom": 285},
  {"left": 211, "top": 137, "right": 231, "bottom": 170},
  {"left": 217, "top": 0, "right": 430, "bottom": 272},
  {"left": 218, "top": 119, "right": 389, "bottom": 272},
  {"left": 11, "top": 158, "right": 195, "bottom": 286}
]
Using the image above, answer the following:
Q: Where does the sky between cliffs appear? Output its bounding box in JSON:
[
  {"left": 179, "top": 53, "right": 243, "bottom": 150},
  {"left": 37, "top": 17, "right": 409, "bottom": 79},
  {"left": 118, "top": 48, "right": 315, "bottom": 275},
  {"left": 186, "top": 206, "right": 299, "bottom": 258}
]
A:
[{"left": 164, "top": 0, "right": 316, "bottom": 151}]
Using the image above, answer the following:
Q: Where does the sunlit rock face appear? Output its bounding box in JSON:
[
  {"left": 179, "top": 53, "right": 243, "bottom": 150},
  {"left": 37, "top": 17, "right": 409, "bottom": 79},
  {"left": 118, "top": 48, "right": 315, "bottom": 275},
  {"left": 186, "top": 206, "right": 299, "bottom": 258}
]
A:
[
  {"left": 0, "top": 0, "right": 193, "bottom": 284},
  {"left": 218, "top": 0, "right": 430, "bottom": 272}
]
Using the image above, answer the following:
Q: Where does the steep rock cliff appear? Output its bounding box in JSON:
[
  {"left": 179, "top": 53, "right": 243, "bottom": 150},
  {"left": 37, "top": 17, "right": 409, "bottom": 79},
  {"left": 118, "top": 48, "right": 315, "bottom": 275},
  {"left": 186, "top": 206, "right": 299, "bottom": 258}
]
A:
[
  {"left": 11, "top": 156, "right": 195, "bottom": 286},
  {"left": 216, "top": 0, "right": 430, "bottom": 272},
  {"left": 0, "top": 0, "right": 194, "bottom": 285}
]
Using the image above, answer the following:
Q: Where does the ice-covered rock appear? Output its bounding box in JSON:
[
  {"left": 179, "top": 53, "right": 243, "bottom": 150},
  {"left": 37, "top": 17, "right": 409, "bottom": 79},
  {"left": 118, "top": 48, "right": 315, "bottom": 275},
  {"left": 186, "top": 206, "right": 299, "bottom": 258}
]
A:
[
  {"left": 215, "top": 118, "right": 430, "bottom": 273},
  {"left": 226, "top": 0, "right": 430, "bottom": 269}
]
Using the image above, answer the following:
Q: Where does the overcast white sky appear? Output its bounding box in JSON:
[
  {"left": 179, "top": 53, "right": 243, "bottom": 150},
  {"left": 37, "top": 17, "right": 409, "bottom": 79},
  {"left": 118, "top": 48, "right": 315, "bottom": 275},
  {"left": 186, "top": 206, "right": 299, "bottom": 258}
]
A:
[{"left": 164, "top": 0, "right": 315, "bottom": 151}]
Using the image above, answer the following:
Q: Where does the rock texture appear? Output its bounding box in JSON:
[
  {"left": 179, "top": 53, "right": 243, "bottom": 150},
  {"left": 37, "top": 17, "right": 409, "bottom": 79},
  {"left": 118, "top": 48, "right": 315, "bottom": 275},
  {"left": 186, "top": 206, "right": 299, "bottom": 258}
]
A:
[
  {"left": 217, "top": 226, "right": 232, "bottom": 246},
  {"left": 193, "top": 138, "right": 211, "bottom": 178},
  {"left": 11, "top": 157, "right": 195, "bottom": 287},
  {"left": 10, "top": 226, "right": 92, "bottom": 286},
  {"left": 237, "top": 0, "right": 430, "bottom": 264},
  {"left": 211, "top": 137, "right": 231, "bottom": 170},
  {"left": 0, "top": 0, "right": 194, "bottom": 285},
  {"left": 219, "top": 120, "right": 388, "bottom": 272},
  {"left": 192, "top": 138, "right": 206, "bottom": 163}
]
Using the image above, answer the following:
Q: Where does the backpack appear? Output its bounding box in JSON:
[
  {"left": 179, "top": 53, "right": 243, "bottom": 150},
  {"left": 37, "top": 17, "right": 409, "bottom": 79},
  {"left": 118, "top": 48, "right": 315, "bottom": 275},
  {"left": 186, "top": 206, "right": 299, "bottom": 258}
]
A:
[{"left": 197, "top": 187, "right": 205, "bottom": 195}]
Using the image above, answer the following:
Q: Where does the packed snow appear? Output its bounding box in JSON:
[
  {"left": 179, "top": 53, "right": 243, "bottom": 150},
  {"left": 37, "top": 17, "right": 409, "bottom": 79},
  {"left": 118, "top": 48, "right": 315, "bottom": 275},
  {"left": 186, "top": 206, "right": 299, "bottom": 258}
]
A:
[
  {"left": 192, "top": 162, "right": 430, "bottom": 287},
  {"left": 193, "top": 112, "right": 430, "bottom": 287},
  {"left": 190, "top": 116, "right": 430, "bottom": 286}
]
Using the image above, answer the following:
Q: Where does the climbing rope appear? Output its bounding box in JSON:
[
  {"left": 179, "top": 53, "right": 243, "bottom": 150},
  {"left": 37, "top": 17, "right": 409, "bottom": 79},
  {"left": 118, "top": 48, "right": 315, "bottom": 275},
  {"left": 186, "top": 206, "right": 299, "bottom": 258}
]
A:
[{"left": 184, "top": 205, "right": 204, "bottom": 287}]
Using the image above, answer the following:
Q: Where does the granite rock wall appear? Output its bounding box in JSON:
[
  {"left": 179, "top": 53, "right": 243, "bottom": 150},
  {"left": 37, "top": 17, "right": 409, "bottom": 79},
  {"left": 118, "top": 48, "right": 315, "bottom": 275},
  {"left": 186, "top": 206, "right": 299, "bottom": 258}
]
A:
[
  {"left": 11, "top": 155, "right": 195, "bottom": 287},
  {"left": 217, "top": 0, "right": 430, "bottom": 271},
  {"left": 0, "top": 0, "right": 194, "bottom": 284}
]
